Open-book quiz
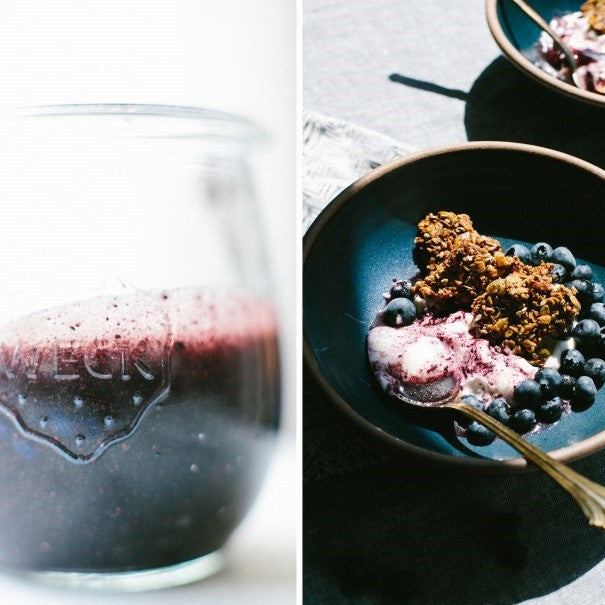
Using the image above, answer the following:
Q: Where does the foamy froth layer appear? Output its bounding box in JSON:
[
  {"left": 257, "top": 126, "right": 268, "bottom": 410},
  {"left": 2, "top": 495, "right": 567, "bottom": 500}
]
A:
[{"left": 0, "top": 288, "right": 277, "bottom": 349}]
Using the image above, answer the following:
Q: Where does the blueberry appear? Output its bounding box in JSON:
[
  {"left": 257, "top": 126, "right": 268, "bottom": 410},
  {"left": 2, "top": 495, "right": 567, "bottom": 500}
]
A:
[
  {"left": 567, "top": 279, "right": 591, "bottom": 303},
  {"left": 514, "top": 379, "right": 542, "bottom": 409},
  {"left": 560, "top": 349, "right": 586, "bottom": 377},
  {"left": 589, "top": 303, "right": 605, "bottom": 327},
  {"left": 530, "top": 242, "right": 553, "bottom": 265},
  {"left": 505, "top": 244, "right": 531, "bottom": 264},
  {"left": 552, "top": 247, "right": 576, "bottom": 272},
  {"left": 572, "top": 319, "right": 601, "bottom": 350},
  {"left": 389, "top": 279, "right": 413, "bottom": 300},
  {"left": 486, "top": 397, "right": 510, "bottom": 425},
  {"left": 571, "top": 264, "right": 593, "bottom": 281},
  {"left": 571, "top": 376, "right": 597, "bottom": 411},
  {"left": 591, "top": 283, "right": 605, "bottom": 304},
  {"left": 584, "top": 358, "right": 605, "bottom": 389},
  {"left": 461, "top": 394, "right": 483, "bottom": 408},
  {"left": 384, "top": 297, "right": 416, "bottom": 327},
  {"left": 534, "top": 367, "right": 562, "bottom": 398},
  {"left": 537, "top": 397, "right": 564, "bottom": 423},
  {"left": 559, "top": 374, "right": 576, "bottom": 399},
  {"left": 511, "top": 409, "right": 537, "bottom": 433},
  {"left": 466, "top": 421, "right": 496, "bottom": 446},
  {"left": 551, "top": 263, "right": 568, "bottom": 283},
  {"left": 458, "top": 395, "right": 484, "bottom": 428}
]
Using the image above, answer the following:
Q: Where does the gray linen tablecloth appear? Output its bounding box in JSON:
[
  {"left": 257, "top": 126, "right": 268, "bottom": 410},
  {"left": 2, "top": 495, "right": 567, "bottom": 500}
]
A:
[{"left": 304, "top": 1, "right": 605, "bottom": 603}]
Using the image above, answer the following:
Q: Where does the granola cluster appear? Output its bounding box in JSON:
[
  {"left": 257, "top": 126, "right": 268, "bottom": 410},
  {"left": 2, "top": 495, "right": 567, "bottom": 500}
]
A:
[
  {"left": 412, "top": 212, "right": 580, "bottom": 365},
  {"left": 472, "top": 266, "right": 580, "bottom": 365},
  {"left": 413, "top": 241, "right": 519, "bottom": 311},
  {"left": 414, "top": 211, "right": 502, "bottom": 271},
  {"left": 582, "top": 0, "right": 605, "bottom": 33}
]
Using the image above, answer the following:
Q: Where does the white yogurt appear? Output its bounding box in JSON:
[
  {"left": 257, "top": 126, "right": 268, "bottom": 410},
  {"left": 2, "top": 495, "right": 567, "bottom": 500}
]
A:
[{"left": 368, "top": 311, "right": 535, "bottom": 402}]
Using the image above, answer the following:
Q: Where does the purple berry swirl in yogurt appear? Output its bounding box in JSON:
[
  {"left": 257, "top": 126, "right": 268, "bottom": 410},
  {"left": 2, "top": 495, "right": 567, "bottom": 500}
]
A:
[{"left": 367, "top": 310, "right": 535, "bottom": 405}]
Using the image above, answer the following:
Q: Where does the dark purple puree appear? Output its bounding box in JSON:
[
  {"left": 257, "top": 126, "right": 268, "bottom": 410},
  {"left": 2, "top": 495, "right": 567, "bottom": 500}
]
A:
[{"left": 0, "top": 289, "right": 279, "bottom": 572}]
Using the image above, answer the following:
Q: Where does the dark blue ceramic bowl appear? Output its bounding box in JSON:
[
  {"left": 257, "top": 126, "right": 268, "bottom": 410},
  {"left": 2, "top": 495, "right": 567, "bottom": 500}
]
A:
[
  {"left": 304, "top": 142, "right": 605, "bottom": 470},
  {"left": 486, "top": 0, "right": 605, "bottom": 107}
]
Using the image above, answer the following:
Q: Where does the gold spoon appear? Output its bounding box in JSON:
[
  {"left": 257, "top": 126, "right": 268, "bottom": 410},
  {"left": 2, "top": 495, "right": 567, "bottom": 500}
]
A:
[
  {"left": 510, "top": 0, "right": 583, "bottom": 88},
  {"left": 396, "top": 379, "right": 605, "bottom": 528}
]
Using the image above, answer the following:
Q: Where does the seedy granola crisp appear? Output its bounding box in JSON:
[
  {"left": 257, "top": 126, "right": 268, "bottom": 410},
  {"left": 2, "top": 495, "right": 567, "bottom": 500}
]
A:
[
  {"left": 414, "top": 211, "right": 502, "bottom": 271},
  {"left": 471, "top": 265, "right": 580, "bottom": 365},
  {"left": 413, "top": 242, "right": 519, "bottom": 311},
  {"left": 582, "top": 0, "right": 605, "bottom": 34},
  {"left": 412, "top": 212, "right": 580, "bottom": 365}
]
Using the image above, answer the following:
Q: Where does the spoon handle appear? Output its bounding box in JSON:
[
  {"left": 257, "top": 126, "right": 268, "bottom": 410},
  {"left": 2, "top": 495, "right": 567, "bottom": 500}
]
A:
[
  {"left": 444, "top": 401, "right": 605, "bottom": 528},
  {"left": 509, "top": 0, "right": 576, "bottom": 79}
]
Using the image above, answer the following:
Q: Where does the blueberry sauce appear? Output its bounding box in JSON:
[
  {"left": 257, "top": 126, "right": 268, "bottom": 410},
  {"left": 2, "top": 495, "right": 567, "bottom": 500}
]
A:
[{"left": 0, "top": 289, "right": 279, "bottom": 572}]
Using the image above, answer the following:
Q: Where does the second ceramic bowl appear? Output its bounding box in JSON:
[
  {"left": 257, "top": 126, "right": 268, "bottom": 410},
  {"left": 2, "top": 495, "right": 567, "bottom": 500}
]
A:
[{"left": 486, "top": 0, "right": 605, "bottom": 108}]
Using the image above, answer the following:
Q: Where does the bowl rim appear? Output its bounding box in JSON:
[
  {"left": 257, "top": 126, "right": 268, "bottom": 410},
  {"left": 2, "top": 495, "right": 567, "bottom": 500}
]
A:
[
  {"left": 485, "top": 0, "right": 605, "bottom": 108},
  {"left": 303, "top": 140, "right": 605, "bottom": 472}
]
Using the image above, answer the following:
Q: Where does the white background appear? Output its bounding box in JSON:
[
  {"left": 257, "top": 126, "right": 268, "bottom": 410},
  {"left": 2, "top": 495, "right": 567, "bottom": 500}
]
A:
[{"left": 0, "top": 1, "right": 296, "bottom": 603}]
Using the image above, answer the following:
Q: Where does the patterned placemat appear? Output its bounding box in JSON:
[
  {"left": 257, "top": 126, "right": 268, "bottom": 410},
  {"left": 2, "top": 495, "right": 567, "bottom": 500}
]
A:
[{"left": 303, "top": 109, "right": 416, "bottom": 233}]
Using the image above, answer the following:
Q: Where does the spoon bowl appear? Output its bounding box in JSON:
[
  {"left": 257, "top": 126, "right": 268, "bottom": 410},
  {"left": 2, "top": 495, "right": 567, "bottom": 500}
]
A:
[{"left": 396, "top": 377, "right": 460, "bottom": 406}]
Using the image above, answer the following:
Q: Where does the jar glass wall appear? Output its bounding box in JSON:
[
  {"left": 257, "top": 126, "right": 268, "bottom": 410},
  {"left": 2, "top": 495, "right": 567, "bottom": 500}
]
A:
[{"left": 0, "top": 105, "right": 280, "bottom": 589}]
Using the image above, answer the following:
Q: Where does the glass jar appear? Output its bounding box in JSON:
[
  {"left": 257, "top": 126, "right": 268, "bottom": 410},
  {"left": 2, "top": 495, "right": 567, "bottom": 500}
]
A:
[{"left": 0, "top": 105, "right": 280, "bottom": 589}]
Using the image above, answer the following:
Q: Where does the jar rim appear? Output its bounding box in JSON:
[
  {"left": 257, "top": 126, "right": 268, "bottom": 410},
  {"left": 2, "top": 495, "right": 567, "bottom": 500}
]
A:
[{"left": 12, "top": 103, "right": 264, "bottom": 142}]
